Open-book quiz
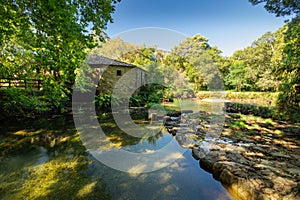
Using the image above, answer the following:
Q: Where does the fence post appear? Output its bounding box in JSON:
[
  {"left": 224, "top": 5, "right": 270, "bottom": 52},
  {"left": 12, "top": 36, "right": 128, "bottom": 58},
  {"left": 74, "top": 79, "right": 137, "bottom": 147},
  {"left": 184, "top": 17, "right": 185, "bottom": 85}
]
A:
[{"left": 38, "top": 79, "right": 41, "bottom": 90}]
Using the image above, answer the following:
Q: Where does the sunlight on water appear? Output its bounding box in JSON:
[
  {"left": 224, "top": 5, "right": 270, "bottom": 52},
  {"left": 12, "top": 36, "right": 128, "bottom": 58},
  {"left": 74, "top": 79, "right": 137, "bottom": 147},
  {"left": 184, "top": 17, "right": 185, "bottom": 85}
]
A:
[{"left": 0, "top": 114, "right": 232, "bottom": 200}]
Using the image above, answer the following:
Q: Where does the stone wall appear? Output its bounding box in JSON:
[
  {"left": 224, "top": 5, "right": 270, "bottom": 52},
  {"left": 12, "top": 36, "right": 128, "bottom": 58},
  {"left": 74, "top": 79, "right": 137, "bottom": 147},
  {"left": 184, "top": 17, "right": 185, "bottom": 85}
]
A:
[{"left": 94, "top": 65, "right": 147, "bottom": 95}]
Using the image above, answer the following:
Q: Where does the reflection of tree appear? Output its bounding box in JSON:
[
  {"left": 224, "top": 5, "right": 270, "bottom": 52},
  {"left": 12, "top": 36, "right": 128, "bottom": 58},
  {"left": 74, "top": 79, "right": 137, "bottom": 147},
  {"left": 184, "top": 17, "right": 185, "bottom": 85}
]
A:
[
  {"left": 145, "top": 131, "right": 164, "bottom": 145},
  {"left": 100, "top": 122, "right": 141, "bottom": 148}
]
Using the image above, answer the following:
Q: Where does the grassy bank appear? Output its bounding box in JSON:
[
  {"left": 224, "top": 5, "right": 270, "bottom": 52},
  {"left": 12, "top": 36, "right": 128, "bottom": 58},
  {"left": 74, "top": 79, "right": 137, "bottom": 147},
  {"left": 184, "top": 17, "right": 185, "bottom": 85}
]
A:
[{"left": 196, "top": 91, "right": 279, "bottom": 106}]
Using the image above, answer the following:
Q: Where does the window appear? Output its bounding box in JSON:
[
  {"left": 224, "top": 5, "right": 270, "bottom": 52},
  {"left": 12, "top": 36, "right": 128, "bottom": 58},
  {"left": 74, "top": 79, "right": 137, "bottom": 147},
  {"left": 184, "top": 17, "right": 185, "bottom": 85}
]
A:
[{"left": 117, "top": 70, "right": 122, "bottom": 76}]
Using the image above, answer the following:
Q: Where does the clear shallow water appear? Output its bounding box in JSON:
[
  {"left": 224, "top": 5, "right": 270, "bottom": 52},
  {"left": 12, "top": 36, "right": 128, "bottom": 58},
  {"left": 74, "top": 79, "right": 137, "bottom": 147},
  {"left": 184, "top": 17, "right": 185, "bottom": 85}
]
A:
[
  {"left": 88, "top": 149, "right": 232, "bottom": 200},
  {"left": 0, "top": 115, "right": 232, "bottom": 200}
]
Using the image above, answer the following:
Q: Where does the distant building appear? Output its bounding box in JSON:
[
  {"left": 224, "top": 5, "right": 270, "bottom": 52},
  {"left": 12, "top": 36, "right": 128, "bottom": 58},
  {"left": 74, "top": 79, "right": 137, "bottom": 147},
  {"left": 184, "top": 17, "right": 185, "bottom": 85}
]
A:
[{"left": 87, "top": 55, "right": 147, "bottom": 95}]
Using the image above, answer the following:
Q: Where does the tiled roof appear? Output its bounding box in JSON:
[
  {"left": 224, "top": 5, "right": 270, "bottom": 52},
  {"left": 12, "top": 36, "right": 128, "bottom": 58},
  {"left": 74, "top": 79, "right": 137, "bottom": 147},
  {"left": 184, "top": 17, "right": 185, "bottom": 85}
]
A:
[{"left": 87, "top": 54, "right": 136, "bottom": 67}]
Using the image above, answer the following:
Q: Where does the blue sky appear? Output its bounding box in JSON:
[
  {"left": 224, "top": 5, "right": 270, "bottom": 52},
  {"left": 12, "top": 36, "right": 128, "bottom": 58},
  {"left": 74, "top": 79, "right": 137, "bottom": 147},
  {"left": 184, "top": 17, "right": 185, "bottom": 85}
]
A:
[{"left": 106, "top": 0, "right": 289, "bottom": 56}]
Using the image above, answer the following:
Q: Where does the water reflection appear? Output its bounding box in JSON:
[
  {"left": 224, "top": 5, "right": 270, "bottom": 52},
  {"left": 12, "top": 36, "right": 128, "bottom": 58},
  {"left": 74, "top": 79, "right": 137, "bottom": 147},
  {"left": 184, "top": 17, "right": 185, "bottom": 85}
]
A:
[
  {"left": 0, "top": 115, "right": 232, "bottom": 200},
  {"left": 88, "top": 149, "right": 232, "bottom": 200}
]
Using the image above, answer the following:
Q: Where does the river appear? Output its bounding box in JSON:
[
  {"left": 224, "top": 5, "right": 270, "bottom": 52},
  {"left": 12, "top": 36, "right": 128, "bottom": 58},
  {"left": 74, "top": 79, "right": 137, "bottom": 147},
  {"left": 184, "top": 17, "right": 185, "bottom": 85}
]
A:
[{"left": 0, "top": 100, "right": 232, "bottom": 199}]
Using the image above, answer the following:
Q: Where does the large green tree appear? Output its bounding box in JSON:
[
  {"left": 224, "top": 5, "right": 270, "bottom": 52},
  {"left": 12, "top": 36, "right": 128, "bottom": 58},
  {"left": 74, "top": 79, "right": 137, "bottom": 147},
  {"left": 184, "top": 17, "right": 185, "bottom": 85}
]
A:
[
  {"left": 171, "top": 34, "right": 225, "bottom": 91},
  {"left": 276, "top": 16, "right": 300, "bottom": 120},
  {"left": 0, "top": 0, "right": 120, "bottom": 111},
  {"left": 225, "top": 60, "right": 249, "bottom": 91},
  {"left": 91, "top": 37, "right": 139, "bottom": 61},
  {"left": 249, "top": 0, "right": 300, "bottom": 17},
  {"left": 229, "top": 31, "right": 282, "bottom": 91},
  {"left": 249, "top": 0, "right": 300, "bottom": 121}
]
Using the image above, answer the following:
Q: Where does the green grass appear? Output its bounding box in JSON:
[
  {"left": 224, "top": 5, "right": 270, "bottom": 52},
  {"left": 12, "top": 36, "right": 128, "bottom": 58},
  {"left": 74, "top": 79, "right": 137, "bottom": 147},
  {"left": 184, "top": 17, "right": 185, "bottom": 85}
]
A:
[{"left": 197, "top": 91, "right": 278, "bottom": 106}]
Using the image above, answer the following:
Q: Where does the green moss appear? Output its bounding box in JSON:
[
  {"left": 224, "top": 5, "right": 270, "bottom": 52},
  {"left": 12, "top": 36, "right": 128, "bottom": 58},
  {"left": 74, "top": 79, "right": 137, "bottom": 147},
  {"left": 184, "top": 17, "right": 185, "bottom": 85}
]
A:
[
  {"left": 274, "top": 129, "right": 284, "bottom": 136},
  {"left": 229, "top": 120, "right": 248, "bottom": 130},
  {"left": 232, "top": 131, "right": 244, "bottom": 139},
  {"left": 0, "top": 154, "right": 110, "bottom": 200},
  {"left": 265, "top": 119, "right": 275, "bottom": 126}
]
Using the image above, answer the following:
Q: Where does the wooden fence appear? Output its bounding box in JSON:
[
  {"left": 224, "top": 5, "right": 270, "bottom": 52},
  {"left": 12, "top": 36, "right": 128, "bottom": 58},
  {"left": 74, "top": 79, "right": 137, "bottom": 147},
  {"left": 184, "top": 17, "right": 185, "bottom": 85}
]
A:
[{"left": 0, "top": 78, "right": 43, "bottom": 90}]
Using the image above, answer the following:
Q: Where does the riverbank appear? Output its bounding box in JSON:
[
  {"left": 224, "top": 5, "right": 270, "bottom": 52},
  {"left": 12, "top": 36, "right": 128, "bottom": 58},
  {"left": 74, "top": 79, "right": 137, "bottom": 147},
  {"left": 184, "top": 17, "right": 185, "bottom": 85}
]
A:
[
  {"left": 197, "top": 115, "right": 299, "bottom": 199},
  {"left": 163, "top": 110, "right": 300, "bottom": 200},
  {"left": 196, "top": 91, "right": 278, "bottom": 106}
]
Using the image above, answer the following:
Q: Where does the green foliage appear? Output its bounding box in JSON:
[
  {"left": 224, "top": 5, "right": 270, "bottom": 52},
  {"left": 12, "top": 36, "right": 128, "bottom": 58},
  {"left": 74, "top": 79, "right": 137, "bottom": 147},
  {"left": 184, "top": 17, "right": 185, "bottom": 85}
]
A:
[
  {"left": 228, "top": 12, "right": 299, "bottom": 121},
  {"left": 276, "top": 16, "right": 300, "bottom": 122},
  {"left": 0, "top": 87, "right": 51, "bottom": 116},
  {"left": 138, "top": 84, "right": 165, "bottom": 106},
  {"left": 225, "top": 61, "right": 250, "bottom": 91},
  {"left": 225, "top": 102, "right": 274, "bottom": 118},
  {"left": 224, "top": 91, "right": 278, "bottom": 106},
  {"left": 129, "top": 95, "right": 143, "bottom": 107},
  {"left": 248, "top": 0, "right": 299, "bottom": 122},
  {"left": 228, "top": 31, "right": 281, "bottom": 92},
  {"left": 91, "top": 37, "right": 139, "bottom": 60},
  {"left": 229, "top": 120, "right": 248, "bottom": 130},
  {"left": 249, "top": 0, "right": 300, "bottom": 17},
  {"left": 74, "top": 63, "right": 94, "bottom": 93},
  {"left": 42, "top": 79, "right": 70, "bottom": 113},
  {"left": 0, "top": 0, "right": 120, "bottom": 114},
  {"left": 127, "top": 46, "right": 158, "bottom": 67},
  {"left": 169, "top": 34, "right": 224, "bottom": 91},
  {"left": 95, "top": 93, "right": 122, "bottom": 112}
]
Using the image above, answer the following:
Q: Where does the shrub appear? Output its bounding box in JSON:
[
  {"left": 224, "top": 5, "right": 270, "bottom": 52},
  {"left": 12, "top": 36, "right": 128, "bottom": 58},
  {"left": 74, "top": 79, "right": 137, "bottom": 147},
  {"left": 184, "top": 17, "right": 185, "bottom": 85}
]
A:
[
  {"left": 94, "top": 93, "right": 123, "bottom": 112},
  {"left": 225, "top": 102, "right": 274, "bottom": 119},
  {"left": 0, "top": 87, "right": 51, "bottom": 116}
]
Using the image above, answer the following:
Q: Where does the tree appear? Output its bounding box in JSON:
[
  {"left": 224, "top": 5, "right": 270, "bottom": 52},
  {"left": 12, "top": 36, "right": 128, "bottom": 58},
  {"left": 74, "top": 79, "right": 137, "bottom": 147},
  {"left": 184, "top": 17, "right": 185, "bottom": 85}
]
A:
[
  {"left": 91, "top": 37, "right": 139, "bottom": 60},
  {"left": 170, "top": 34, "right": 225, "bottom": 91},
  {"left": 229, "top": 31, "right": 281, "bottom": 91},
  {"left": 249, "top": 0, "right": 299, "bottom": 121},
  {"left": 0, "top": 0, "right": 120, "bottom": 112},
  {"left": 225, "top": 61, "right": 249, "bottom": 91},
  {"left": 276, "top": 16, "right": 300, "bottom": 121},
  {"left": 249, "top": 0, "right": 300, "bottom": 17}
]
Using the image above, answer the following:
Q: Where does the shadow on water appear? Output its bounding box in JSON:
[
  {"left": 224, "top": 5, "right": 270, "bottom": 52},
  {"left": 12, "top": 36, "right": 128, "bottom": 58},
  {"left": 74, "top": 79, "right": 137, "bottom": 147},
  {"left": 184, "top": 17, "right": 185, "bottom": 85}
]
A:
[{"left": 0, "top": 113, "right": 232, "bottom": 200}]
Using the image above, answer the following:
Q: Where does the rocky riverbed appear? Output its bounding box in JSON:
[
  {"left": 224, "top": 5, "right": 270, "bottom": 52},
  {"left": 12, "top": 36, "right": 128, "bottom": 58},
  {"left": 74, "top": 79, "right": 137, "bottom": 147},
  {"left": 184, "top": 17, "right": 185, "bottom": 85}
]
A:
[{"left": 162, "top": 110, "right": 300, "bottom": 200}]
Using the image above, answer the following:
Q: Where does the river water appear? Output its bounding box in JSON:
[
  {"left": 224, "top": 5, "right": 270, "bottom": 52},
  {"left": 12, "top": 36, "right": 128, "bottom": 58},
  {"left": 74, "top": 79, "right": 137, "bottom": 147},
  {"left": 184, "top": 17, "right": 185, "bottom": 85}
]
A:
[{"left": 0, "top": 100, "right": 232, "bottom": 199}]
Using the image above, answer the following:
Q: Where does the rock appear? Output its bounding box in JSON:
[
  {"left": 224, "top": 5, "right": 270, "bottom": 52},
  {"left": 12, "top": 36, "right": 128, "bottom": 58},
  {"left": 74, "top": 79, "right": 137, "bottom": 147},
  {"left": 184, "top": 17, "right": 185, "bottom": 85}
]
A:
[
  {"left": 219, "top": 168, "right": 236, "bottom": 185},
  {"left": 286, "top": 168, "right": 300, "bottom": 176},
  {"left": 181, "top": 110, "right": 193, "bottom": 114},
  {"left": 177, "top": 123, "right": 189, "bottom": 127},
  {"left": 148, "top": 113, "right": 157, "bottom": 120},
  {"left": 260, "top": 169, "right": 273, "bottom": 176},
  {"left": 271, "top": 152, "right": 291, "bottom": 159},
  {"left": 167, "top": 111, "right": 181, "bottom": 117},
  {"left": 173, "top": 127, "right": 188, "bottom": 132},
  {"left": 165, "top": 126, "right": 174, "bottom": 130},
  {"left": 163, "top": 116, "right": 171, "bottom": 124},
  {"left": 165, "top": 121, "right": 177, "bottom": 127},
  {"left": 170, "top": 117, "right": 179, "bottom": 121},
  {"left": 166, "top": 128, "right": 177, "bottom": 135},
  {"left": 196, "top": 125, "right": 206, "bottom": 135},
  {"left": 192, "top": 147, "right": 210, "bottom": 160},
  {"left": 164, "top": 107, "right": 299, "bottom": 200}
]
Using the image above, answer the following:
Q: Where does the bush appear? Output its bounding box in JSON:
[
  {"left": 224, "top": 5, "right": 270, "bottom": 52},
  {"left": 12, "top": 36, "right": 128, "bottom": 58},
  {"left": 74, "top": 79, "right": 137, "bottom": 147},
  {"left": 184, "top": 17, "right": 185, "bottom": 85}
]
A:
[
  {"left": 129, "top": 95, "right": 143, "bottom": 107},
  {"left": 0, "top": 87, "right": 51, "bottom": 116},
  {"left": 225, "top": 102, "right": 274, "bottom": 118},
  {"left": 94, "top": 93, "right": 123, "bottom": 112}
]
